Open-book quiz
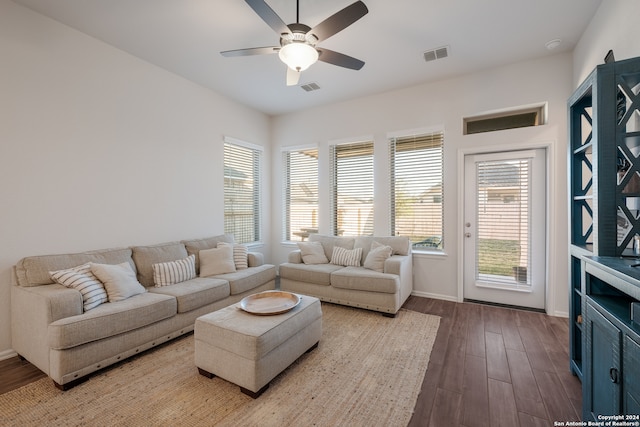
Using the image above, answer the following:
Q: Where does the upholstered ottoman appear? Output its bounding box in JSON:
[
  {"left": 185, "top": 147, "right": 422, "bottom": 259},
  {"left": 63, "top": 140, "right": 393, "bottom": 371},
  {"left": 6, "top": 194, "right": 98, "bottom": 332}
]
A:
[{"left": 194, "top": 294, "right": 322, "bottom": 398}]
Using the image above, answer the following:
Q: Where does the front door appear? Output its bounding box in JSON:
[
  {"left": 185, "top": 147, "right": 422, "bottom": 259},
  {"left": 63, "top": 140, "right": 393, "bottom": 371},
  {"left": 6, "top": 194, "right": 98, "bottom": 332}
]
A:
[{"left": 463, "top": 149, "right": 546, "bottom": 310}]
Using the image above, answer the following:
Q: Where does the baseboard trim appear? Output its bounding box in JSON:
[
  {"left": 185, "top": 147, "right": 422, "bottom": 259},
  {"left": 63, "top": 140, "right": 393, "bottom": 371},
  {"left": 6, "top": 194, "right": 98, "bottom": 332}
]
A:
[
  {"left": 0, "top": 348, "right": 18, "bottom": 361},
  {"left": 411, "top": 290, "right": 459, "bottom": 302}
]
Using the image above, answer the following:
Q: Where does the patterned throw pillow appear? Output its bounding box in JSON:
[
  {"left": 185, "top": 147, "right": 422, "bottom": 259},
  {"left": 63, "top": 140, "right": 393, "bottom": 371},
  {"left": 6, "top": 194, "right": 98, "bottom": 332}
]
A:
[
  {"left": 152, "top": 254, "right": 196, "bottom": 287},
  {"left": 217, "top": 242, "right": 249, "bottom": 270},
  {"left": 50, "top": 263, "right": 108, "bottom": 311},
  {"left": 330, "top": 246, "right": 363, "bottom": 267}
]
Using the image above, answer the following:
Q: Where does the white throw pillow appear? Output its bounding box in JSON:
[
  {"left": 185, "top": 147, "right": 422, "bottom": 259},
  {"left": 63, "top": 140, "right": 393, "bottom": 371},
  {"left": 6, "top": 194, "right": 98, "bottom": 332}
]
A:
[
  {"left": 199, "top": 245, "right": 236, "bottom": 277},
  {"left": 50, "top": 263, "right": 108, "bottom": 311},
  {"left": 152, "top": 254, "right": 196, "bottom": 287},
  {"left": 363, "top": 241, "right": 394, "bottom": 272},
  {"left": 330, "top": 246, "right": 363, "bottom": 267},
  {"left": 217, "top": 242, "right": 249, "bottom": 270},
  {"left": 90, "top": 262, "right": 146, "bottom": 302},
  {"left": 297, "top": 241, "right": 329, "bottom": 264}
]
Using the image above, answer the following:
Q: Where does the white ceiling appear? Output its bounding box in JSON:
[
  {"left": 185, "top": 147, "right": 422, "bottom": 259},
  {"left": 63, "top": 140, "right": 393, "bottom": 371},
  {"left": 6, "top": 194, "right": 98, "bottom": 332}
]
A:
[{"left": 13, "top": 0, "right": 602, "bottom": 116}]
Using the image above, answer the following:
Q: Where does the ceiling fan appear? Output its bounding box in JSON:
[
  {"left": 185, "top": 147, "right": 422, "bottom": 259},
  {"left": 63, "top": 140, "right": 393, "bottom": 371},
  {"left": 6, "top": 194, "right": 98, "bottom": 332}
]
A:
[{"left": 221, "top": 0, "right": 368, "bottom": 86}]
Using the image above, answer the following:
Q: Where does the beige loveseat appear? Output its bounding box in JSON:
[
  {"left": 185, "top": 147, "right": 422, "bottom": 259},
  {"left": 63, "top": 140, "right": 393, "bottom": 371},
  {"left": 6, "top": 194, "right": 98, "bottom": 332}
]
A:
[
  {"left": 279, "top": 235, "right": 412, "bottom": 316},
  {"left": 11, "top": 234, "right": 276, "bottom": 390}
]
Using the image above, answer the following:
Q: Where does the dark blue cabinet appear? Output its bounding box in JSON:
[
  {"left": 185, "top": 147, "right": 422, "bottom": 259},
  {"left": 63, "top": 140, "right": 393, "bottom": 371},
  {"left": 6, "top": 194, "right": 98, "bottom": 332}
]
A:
[
  {"left": 624, "top": 336, "right": 640, "bottom": 415},
  {"left": 584, "top": 301, "right": 622, "bottom": 419},
  {"left": 582, "top": 257, "right": 640, "bottom": 421},
  {"left": 569, "top": 56, "right": 640, "bottom": 382}
]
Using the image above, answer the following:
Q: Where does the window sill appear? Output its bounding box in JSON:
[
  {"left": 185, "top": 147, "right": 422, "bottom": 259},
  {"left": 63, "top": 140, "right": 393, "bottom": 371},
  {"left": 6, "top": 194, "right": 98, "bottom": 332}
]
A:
[{"left": 412, "top": 250, "right": 447, "bottom": 259}]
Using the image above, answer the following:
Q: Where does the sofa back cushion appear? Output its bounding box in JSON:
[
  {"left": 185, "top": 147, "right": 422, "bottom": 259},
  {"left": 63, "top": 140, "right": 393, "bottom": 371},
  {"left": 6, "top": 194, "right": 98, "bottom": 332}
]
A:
[
  {"left": 15, "top": 247, "right": 134, "bottom": 287},
  {"left": 182, "top": 234, "right": 235, "bottom": 273},
  {"left": 131, "top": 242, "right": 188, "bottom": 287},
  {"left": 308, "top": 234, "right": 355, "bottom": 261},
  {"left": 355, "top": 236, "right": 411, "bottom": 261}
]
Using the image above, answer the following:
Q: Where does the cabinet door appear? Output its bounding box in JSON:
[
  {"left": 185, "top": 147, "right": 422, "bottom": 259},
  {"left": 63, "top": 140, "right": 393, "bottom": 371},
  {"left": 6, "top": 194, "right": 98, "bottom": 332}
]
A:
[
  {"left": 585, "top": 302, "right": 622, "bottom": 420},
  {"left": 624, "top": 335, "right": 640, "bottom": 415}
]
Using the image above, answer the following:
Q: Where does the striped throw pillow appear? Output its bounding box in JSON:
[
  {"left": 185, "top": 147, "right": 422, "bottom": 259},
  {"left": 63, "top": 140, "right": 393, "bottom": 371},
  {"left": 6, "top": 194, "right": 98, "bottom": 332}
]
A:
[
  {"left": 50, "top": 263, "right": 108, "bottom": 311},
  {"left": 218, "top": 242, "right": 249, "bottom": 270},
  {"left": 330, "top": 246, "right": 363, "bottom": 267},
  {"left": 152, "top": 254, "right": 196, "bottom": 287}
]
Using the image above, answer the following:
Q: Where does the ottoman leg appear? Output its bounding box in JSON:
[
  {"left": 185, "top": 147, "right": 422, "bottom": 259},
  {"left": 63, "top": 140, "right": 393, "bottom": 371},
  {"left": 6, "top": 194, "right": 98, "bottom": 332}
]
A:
[
  {"left": 198, "top": 368, "right": 215, "bottom": 379},
  {"left": 305, "top": 341, "right": 319, "bottom": 354},
  {"left": 241, "top": 383, "right": 269, "bottom": 399}
]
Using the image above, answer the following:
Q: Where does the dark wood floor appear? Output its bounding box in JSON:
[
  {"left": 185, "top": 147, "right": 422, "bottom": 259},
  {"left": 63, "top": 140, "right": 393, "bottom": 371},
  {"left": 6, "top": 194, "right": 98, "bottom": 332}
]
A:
[
  {"left": 405, "top": 296, "right": 582, "bottom": 427},
  {"left": 0, "top": 296, "right": 581, "bottom": 426}
]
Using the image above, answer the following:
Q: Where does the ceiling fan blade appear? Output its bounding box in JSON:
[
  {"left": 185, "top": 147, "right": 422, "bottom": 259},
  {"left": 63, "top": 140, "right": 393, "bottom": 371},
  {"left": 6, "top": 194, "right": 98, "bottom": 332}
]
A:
[
  {"left": 308, "top": 1, "right": 368, "bottom": 42},
  {"left": 245, "top": 0, "right": 291, "bottom": 36},
  {"left": 220, "top": 46, "right": 279, "bottom": 57},
  {"left": 286, "top": 67, "right": 301, "bottom": 86},
  {"left": 317, "top": 48, "right": 365, "bottom": 70}
]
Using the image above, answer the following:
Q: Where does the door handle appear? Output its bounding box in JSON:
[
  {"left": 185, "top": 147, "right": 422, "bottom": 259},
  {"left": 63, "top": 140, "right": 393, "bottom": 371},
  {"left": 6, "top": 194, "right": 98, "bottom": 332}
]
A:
[{"left": 610, "top": 367, "right": 619, "bottom": 384}]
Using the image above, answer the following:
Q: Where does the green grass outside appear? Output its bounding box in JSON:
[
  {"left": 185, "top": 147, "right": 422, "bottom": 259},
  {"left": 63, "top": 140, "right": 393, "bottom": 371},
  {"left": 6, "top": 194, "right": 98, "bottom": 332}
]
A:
[{"left": 478, "top": 239, "right": 522, "bottom": 277}]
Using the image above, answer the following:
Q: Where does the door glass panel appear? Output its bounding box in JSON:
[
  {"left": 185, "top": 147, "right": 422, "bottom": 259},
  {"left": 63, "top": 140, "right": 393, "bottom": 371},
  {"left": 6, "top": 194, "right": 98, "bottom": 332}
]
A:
[{"left": 476, "top": 158, "right": 531, "bottom": 286}]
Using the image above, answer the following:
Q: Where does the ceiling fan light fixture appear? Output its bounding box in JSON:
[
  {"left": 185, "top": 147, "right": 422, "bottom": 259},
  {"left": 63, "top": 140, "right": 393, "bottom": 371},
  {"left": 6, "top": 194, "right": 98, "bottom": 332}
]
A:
[{"left": 279, "top": 42, "right": 319, "bottom": 71}]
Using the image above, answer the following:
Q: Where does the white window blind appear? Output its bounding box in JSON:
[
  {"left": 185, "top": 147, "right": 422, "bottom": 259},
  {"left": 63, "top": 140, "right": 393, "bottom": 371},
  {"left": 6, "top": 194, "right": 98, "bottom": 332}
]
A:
[
  {"left": 390, "top": 131, "right": 444, "bottom": 250},
  {"left": 330, "top": 140, "right": 374, "bottom": 236},
  {"left": 283, "top": 148, "right": 318, "bottom": 241},
  {"left": 476, "top": 158, "right": 531, "bottom": 285},
  {"left": 224, "top": 140, "right": 262, "bottom": 244}
]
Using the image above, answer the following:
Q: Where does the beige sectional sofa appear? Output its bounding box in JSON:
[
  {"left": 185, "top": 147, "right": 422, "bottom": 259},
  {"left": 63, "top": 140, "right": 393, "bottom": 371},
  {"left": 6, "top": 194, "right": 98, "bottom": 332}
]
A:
[
  {"left": 279, "top": 234, "right": 412, "bottom": 316},
  {"left": 11, "top": 234, "right": 276, "bottom": 390}
]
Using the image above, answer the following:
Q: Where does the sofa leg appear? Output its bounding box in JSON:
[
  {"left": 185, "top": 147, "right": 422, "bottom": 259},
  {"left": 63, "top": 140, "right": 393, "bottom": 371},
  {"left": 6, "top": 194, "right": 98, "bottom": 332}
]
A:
[
  {"left": 382, "top": 312, "right": 397, "bottom": 318},
  {"left": 54, "top": 377, "right": 86, "bottom": 391},
  {"left": 241, "top": 383, "right": 269, "bottom": 399},
  {"left": 197, "top": 368, "right": 215, "bottom": 379}
]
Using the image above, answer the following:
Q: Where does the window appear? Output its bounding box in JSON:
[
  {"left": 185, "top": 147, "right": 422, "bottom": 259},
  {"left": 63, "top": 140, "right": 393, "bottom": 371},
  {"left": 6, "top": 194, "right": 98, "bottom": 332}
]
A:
[
  {"left": 282, "top": 148, "right": 318, "bottom": 241},
  {"left": 223, "top": 138, "right": 262, "bottom": 244},
  {"left": 463, "top": 105, "right": 546, "bottom": 135},
  {"left": 330, "top": 140, "right": 374, "bottom": 236},
  {"left": 390, "top": 130, "right": 444, "bottom": 250}
]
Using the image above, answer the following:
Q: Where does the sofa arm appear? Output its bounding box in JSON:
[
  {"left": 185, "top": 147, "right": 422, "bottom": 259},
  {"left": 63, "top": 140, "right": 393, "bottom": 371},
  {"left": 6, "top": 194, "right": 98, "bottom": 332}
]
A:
[
  {"left": 384, "top": 254, "right": 413, "bottom": 302},
  {"left": 248, "top": 252, "right": 264, "bottom": 267},
  {"left": 288, "top": 250, "right": 303, "bottom": 264},
  {"left": 11, "top": 283, "right": 82, "bottom": 374},
  {"left": 384, "top": 255, "right": 410, "bottom": 276}
]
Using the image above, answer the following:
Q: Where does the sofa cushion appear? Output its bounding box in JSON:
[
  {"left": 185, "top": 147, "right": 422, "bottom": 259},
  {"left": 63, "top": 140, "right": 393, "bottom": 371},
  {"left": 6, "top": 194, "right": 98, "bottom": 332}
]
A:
[
  {"left": 213, "top": 264, "right": 277, "bottom": 295},
  {"left": 16, "top": 247, "right": 134, "bottom": 287},
  {"left": 308, "top": 234, "right": 355, "bottom": 261},
  {"left": 278, "top": 262, "right": 344, "bottom": 286},
  {"left": 152, "top": 254, "right": 196, "bottom": 287},
  {"left": 50, "top": 263, "right": 109, "bottom": 311},
  {"left": 48, "top": 292, "right": 176, "bottom": 350},
  {"left": 330, "top": 246, "right": 363, "bottom": 267},
  {"left": 200, "top": 246, "right": 236, "bottom": 277},
  {"left": 182, "top": 234, "right": 235, "bottom": 273},
  {"left": 132, "top": 242, "right": 189, "bottom": 287},
  {"left": 91, "top": 262, "right": 147, "bottom": 302},
  {"left": 363, "top": 241, "right": 393, "bottom": 273},
  {"left": 355, "top": 236, "right": 411, "bottom": 261},
  {"left": 148, "top": 277, "right": 230, "bottom": 313},
  {"left": 218, "top": 242, "right": 249, "bottom": 270},
  {"left": 331, "top": 266, "right": 399, "bottom": 294},
  {"left": 297, "top": 241, "right": 329, "bottom": 264}
]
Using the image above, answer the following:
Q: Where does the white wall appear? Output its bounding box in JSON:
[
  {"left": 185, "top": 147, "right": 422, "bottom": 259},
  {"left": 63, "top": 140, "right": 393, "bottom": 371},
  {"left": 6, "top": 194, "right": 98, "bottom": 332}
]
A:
[
  {"left": 271, "top": 53, "right": 573, "bottom": 316},
  {"left": 573, "top": 0, "right": 640, "bottom": 87},
  {"left": 0, "top": 0, "right": 271, "bottom": 358}
]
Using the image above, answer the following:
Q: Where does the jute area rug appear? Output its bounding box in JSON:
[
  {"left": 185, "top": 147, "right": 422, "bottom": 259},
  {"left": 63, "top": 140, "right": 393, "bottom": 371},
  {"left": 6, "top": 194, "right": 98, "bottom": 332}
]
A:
[{"left": 0, "top": 303, "right": 439, "bottom": 427}]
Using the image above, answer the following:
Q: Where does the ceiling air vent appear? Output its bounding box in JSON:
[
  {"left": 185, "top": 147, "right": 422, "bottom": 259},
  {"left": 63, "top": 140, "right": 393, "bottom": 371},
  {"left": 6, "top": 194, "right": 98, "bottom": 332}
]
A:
[
  {"left": 423, "top": 46, "right": 449, "bottom": 62},
  {"left": 301, "top": 82, "right": 321, "bottom": 92}
]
